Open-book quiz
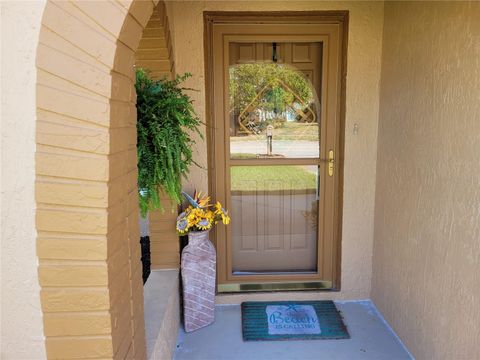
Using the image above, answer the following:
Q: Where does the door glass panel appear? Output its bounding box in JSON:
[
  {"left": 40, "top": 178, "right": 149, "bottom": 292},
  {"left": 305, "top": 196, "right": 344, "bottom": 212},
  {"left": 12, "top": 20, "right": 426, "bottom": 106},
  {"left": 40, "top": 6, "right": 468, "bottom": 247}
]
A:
[
  {"left": 230, "top": 165, "right": 319, "bottom": 273},
  {"left": 229, "top": 42, "right": 322, "bottom": 159}
]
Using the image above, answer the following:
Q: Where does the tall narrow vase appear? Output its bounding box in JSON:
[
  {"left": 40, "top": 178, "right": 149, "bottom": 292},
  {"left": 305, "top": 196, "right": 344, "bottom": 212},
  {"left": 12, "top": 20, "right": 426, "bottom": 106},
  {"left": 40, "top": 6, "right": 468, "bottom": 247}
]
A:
[{"left": 181, "top": 230, "right": 216, "bottom": 332}]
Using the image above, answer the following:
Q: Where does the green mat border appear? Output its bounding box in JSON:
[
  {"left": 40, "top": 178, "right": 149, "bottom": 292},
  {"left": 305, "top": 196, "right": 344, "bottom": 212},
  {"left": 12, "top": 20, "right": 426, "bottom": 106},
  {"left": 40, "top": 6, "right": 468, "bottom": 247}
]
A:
[{"left": 241, "top": 300, "right": 350, "bottom": 341}]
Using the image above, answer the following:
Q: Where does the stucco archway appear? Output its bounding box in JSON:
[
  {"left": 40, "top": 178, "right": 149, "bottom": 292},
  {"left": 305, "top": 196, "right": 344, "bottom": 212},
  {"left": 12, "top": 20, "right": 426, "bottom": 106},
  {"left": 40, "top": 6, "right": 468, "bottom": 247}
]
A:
[{"left": 35, "top": 1, "right": 171, "bottom": 358}]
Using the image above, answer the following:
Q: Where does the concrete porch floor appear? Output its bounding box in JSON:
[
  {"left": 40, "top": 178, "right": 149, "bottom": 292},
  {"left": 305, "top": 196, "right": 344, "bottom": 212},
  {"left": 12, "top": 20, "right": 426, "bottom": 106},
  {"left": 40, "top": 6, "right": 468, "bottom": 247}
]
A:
[{"left": 173, "top": 301, "right": 413, "bottom": 360}]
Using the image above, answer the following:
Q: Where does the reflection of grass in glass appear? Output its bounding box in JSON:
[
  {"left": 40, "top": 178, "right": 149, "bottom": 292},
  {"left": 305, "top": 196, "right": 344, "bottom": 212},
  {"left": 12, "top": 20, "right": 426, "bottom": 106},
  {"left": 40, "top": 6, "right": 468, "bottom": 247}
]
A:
[
  {"left": 231, "top": 166, "right": 316, "bottom": 191},
  {"left": 272, "top": 122, "right": 318, "bottom": 140},
  {"left": 231, "top": 122, "right": 318, "bottom": 141}
]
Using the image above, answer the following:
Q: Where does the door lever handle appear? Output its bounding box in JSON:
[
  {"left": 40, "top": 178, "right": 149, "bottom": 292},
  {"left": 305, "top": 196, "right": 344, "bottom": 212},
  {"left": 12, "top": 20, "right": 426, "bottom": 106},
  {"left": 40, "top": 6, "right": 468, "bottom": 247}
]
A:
[{"left": 328, "top": 150, "right": 334, "bottom": 177}]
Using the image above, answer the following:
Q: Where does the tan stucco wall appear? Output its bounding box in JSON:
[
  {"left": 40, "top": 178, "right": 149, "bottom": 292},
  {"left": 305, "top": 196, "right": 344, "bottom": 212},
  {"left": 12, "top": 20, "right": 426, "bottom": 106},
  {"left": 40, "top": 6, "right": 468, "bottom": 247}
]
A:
[
  {"left": 167, "top": 0, "right": 384, "bottom": 301},
  {"left": 1, "top": 1, "right": 47, "bottom": 358},
  {"left": 372, "top": 2, "right": 480, "bottom": 359}
]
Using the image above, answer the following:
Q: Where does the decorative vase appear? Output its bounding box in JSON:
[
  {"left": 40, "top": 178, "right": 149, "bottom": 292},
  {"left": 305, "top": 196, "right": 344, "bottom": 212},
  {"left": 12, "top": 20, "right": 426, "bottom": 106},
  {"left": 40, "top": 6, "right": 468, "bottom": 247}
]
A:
[{"left": 181, "top": 230, "right": 216, "bottom": 332}]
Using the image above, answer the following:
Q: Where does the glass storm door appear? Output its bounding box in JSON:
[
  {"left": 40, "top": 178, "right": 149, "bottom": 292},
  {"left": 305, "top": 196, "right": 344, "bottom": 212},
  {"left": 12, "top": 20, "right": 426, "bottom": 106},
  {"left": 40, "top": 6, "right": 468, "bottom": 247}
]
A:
[
  {"left": 229, "top": 41, "right": 322, "bottom": 274},
  {"left": 210, "top": 21, "right": 344, "bottom": 292}
]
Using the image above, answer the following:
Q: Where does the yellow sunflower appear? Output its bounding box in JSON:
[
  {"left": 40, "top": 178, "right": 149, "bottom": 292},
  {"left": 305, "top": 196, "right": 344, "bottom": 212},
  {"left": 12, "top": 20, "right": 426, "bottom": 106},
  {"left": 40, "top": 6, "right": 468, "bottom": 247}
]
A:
[
  {"left": 214, "top": 201, "right": 222, "bottom": 214},
  {"left": 221, "top": 212, "right": 230, "bottom": 225},
  {"left": 187, "top": 211, "right": 199, "bottom": 227},
  {"left": 197, "top": 218, "right": 212, "bottom": 231}
]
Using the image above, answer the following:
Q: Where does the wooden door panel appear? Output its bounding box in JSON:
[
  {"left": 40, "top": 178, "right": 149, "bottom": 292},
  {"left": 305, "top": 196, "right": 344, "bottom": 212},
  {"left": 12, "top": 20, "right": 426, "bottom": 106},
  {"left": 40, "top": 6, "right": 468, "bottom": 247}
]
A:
[{"left": 231, "top": 190, "right": 318, "bottom": 272}]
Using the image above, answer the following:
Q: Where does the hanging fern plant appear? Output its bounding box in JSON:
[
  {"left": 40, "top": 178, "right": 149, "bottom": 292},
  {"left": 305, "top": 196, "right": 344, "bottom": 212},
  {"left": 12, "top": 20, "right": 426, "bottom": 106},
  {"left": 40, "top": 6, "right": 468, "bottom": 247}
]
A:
[{"left": 135, "top": 68, "right": 202, "bottom": 216}]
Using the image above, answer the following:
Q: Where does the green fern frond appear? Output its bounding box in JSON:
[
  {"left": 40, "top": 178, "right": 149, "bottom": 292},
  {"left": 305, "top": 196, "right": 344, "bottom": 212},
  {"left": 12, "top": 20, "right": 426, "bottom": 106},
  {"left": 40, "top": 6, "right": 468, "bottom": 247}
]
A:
[{"left": 135, "top": 69, "right": 201, "bottom": 217}]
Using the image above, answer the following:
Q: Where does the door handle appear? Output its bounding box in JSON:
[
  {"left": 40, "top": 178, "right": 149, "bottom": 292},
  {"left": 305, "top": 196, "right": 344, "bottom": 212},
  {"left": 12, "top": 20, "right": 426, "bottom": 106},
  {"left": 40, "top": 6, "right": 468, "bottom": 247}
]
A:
[
  {"left": 319, "top": 150, "right": 335, "bottom": 177},
  {"left": 328, "top": 150, "right": 334, "bottom": 177}
]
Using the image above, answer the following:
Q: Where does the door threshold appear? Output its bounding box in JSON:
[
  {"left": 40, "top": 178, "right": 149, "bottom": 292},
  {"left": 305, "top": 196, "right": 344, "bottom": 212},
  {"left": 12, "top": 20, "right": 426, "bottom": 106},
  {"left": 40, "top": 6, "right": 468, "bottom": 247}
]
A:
[
  {"left": 217, "top": 281, "right": 332, "bottom": 293},
  {"left": 233, "top": 271, "right": 317, "bottom": 276}
]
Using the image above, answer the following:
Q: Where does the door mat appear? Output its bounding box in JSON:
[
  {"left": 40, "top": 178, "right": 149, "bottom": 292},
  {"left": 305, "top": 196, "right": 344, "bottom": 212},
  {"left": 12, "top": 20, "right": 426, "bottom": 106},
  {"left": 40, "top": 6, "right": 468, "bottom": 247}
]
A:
[{"left": 241, "top": 300, "right": 349, "bottom": 341}]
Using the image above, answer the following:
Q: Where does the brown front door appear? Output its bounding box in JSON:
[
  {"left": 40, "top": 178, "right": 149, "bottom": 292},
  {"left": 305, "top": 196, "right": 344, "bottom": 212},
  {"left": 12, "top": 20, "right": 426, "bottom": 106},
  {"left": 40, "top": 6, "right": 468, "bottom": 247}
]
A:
[{"left": 207, "top": 15, "right": 346, "bottom": 292}]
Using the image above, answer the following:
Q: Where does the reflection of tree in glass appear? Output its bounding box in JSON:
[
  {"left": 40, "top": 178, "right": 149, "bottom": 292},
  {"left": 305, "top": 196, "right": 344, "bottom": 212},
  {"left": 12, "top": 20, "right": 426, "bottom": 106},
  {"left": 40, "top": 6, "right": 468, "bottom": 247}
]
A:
[
  {"left": 229, "top": 64, "right": 316, "bottom": 135},
  {"left": 230, "top": 64, "right": 313, "bottom": 112},
  {"left": 302, "top": 200, "right": 319, "bottom": 230}
]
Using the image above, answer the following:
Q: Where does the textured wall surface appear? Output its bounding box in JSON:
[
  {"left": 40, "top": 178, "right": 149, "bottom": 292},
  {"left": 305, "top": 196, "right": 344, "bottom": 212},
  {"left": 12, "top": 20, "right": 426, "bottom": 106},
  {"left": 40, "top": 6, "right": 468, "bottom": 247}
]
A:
[
  {"left": 1, "top": 1, "right": 47, "bottom": 358},
  {"left": 149, "top": 207, "right": 180, "bottom": 269},
  {"left": 372, "top": 2, "right": 480, "bottom": 359},
  {"left": 167, "top": 0, "right": 384, "bottom": 301}
]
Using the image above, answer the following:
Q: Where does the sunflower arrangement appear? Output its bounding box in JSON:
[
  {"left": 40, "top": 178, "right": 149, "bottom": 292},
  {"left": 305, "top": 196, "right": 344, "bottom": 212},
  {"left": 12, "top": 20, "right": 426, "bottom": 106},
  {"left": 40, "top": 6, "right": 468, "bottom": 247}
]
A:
[{"left": 176, "top": 191, "right": 230, "bottom": 235}]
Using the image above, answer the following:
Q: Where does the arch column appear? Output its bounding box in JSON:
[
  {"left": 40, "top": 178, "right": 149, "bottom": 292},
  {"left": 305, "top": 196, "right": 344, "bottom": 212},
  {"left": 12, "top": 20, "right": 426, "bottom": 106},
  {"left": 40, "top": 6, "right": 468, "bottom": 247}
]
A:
[{"left": 35, "top": 1, "right": 167, "bottom": 358}]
